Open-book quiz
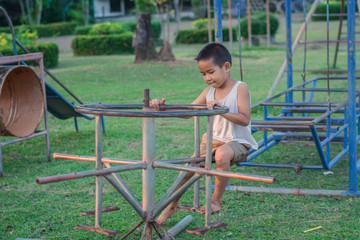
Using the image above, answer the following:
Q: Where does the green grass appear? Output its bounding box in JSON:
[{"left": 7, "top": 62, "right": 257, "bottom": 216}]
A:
[{"left": 1, "top": 16, "right": 360, "bottom": 239}]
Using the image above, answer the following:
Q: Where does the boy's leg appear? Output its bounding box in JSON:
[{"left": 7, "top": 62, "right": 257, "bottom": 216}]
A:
[
  {"left": 200, "top": 144, "right": 234, "bottom": 214},
  {"left": 156, "top": 170, "right": 195, "bottom": 224}
]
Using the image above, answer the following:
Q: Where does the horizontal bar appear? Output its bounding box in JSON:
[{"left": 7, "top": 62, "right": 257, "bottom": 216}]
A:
[
  {"left": 252, "top": 120, "right": 313, "bottom": 126},
  {"left": 225, "top": 186, "right": 348, "bottom": 196},
  {"left": 298, "top": 40, "right": 360, "bottom": 44},
  {"left": 1, "top": 130, "right": 48, "bottom": 147},
  {"left": 268, "top": 116, "right": 345, "bottom": 125},
  {"left": 53, "top": 152, "right": 206, "bottom": 165},
  {"left": 53, "top": 153, "right": 140, "bottom": 165},
  {"left": 312, "top": 13, "right": 360, "bottom": 17},
  {"left": 76, "top": 104, "right": 229, "bottom": 118},
  {"left": 283, "top": 108, "right": 349, "bottom": 114},
  {"left": 154, "top": 161, "right": 275, "bottom": 184},
  {"left": 259, "top": 102, "right": 342, "bottom": 107},
  {"left": 0, "top": 52, "right": 43, "bottom": 64},
  {"left": 292, "top": 88, "right": 359, "bottom": 92},
  {"left": 79, "top": 206, "right": 120, "bottom": 216},
  {"left": 290, "top": 69, "right": 360, "bottom": 73},
  {"left": 238, "top": 162, "right": 324, "bottom": 169},
  {"left": 252, "top": 125, "right": 332, "bottom": 132},
  {"left": 278, "top": 132, "right": 344, "bottom": 142},
  {"left": 75, "top": 224, "right": 121, "bottom": 236},
  {"left": 36, "top": 163, "right": 146, "bottom": 184}
]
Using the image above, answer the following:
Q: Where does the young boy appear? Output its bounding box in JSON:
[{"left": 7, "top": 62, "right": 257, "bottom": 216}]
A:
[{"left": 151, "top": 43, "right": 258, "bottom": 224}]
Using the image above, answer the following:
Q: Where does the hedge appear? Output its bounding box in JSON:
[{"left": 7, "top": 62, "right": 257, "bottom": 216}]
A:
[
  {"left": 74, "top": 25, "right": 93, "bottom": 35},
  {"left": 32, "top": 22, "right": 78, "bottom": 37},
  {"left": 0, "top": 42, "right": 59, "bottom": 68},
  {"left": 71, "top": 32, "right": 133, "bottom": 56},
  {"left": 0, "top": 22, "right": 78, "bottom": 37},
  {"left": 311, "top": 2, "right": 359, "bottom": 21},
  {"left": 240, "top": 13, "right": 279, "bottom": 39},
  {"left": 176, "top": 27, "right": 237, "bottom": 44}
]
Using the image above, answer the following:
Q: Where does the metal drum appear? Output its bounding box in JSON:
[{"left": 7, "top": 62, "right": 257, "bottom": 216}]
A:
[{"left": 0, "top": 65, "right": 44, "bottom": 137}]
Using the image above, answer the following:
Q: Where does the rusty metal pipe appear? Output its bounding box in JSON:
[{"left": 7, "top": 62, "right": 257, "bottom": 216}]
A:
[
  {"left": 154, "top": 161, "right": 275, "bottom": 184},
  {"left": 36, "top": 163, "right": 145, "bottom": 184}
]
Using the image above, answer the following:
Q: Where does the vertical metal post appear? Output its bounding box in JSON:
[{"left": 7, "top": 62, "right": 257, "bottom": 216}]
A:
[
  {"left": 142, "top": 89, "right": 156, "bottom": 238},
  {"left": 214, "top": 0, "right": 223, "bottom": 43},
  {"left": 347, "top": 0, "right": 358, "bottom": 193},
  {"left": 326, "top": 115, "right": 331, "bottom": 164},
  {"left": 247, "top": 0, "right": 252, "bottom": 48},
  {"left": 264, "top": 106, "right": 268, "bottom": 146},
  {"left": 228, "top": 0, "right": 233, "bottom": 52},
  {"left": 285, "top": 0, "right": 293, "bottom": 103},
  {"left": 193, "top": 116, "right": 200, "bottom": 209},
  {"left": 205, "top": 116, "right": 214, "bottom": 227},
  {"left": 95, "top": 115, "right": 103, "bottom": 228},
  {"left": 40, "top": 57, "right": 51, "bottom": 162},
  {"left": 207, "top": 0, "right": 212, "bottom": 43}
]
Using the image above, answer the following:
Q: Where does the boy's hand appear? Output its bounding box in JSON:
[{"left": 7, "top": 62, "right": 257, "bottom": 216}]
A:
[
  {"left": 207, "top": 101, "right": 221, "bottom": 110},
  {"left": 150, "top": 98, "right": 165, "bottom": 110}
]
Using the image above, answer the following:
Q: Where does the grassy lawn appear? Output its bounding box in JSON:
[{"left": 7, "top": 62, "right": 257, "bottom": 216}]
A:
[{"left": 1, "top": 16, "right": 360, "bottom": 239}]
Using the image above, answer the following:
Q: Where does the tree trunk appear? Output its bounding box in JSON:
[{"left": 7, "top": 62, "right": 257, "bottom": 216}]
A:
[
  {"left": 158, "top": 41, "right": 176, "bottom": 62},
  {"left": 19, "top": 0, "right": 29, "bottom": 25},
  {"left": 25, "top": 0, "right": 33, "bottom": 26},
  {"left": 85, "top": 0, "right": 89, "bottom": 25},
  {"left": 36, "top": 0, "right": 43, "bottom": 25},
  {"left": 134, "top": 13, "right": 157, "bottom": 63}
]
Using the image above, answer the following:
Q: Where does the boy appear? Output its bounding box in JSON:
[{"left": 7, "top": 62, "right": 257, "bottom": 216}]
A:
[{"left": 151, "top": 43, "right": 258, "bottom": 224}]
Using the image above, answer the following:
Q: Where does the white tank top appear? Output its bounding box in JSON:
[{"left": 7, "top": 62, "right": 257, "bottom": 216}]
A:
[{"left": 206, "top": 81, "right": 258, "bottom": 150}]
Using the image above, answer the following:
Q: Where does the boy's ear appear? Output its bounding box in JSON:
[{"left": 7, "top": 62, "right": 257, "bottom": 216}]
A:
[{"left": 223, "top": 62, "right": 231, "bottom": 72}]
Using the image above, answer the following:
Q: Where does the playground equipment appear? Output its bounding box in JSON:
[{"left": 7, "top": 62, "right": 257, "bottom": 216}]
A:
[
  {"left": 36, "top": 89, "right": 275, "bottom": 239},
  {"left": 0, "top": 53, "right": 50, "bottom": 177},
  {"left": 210, "top": 0, "right": 359, "bottom": 195},
  {"left": 0, "top": 6, "right": 104, "bottom": 133},
  {"left": 0, "top": 6, "right": 105, "bottom": 177}
]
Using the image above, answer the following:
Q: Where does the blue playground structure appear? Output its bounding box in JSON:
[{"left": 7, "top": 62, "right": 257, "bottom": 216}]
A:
[{"left": 212, "top": 0, "right": 359, "bottom": 196}]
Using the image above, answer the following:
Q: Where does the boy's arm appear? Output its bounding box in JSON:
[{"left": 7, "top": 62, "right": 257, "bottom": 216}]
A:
[
  {"left": 209, "top": 84, "right": 251, "bottom": 126},
  {"left": 149, "top": 87, "right": 210, "bottom": 110},
  {"left": 191, "top": 87, "right": 210, "bottom": 104}
]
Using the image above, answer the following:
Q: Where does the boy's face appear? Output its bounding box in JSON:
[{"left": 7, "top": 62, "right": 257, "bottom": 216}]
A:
[{"left": 198, "top": 58, "right": 230, "bottom": 89}]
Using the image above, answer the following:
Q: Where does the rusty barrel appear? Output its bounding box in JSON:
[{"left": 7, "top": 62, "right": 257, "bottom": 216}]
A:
[{"left": 0, "top": 65, "right": 44, "bottom": 137}]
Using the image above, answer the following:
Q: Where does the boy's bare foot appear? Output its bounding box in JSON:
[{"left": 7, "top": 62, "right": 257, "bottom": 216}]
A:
[
  {"left": 199, "top": 199, "right": 222, "bottom": 214},
  {"left": 156, "top": 205, "right": 178, "bottom": 225}
]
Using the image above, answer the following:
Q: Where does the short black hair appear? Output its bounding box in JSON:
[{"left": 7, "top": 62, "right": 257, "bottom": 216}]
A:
[{"left": 195, "top": 43, "right": 232, "bottom": 67}]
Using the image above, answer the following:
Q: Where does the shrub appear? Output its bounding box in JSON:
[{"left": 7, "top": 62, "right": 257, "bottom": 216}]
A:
[
  {"left": 240, "top": 13, "right": 279, "bottom": 39},
  {"left": 71, "top": 32, "right": 133, "bottom": 56},
  {"left": 32, "top": 22, "right": 78, "bottom": 37},
  {"left": 192, "top": 18, "right": 213, "bottom": 29},
  {"left": 0, "top": 42, "right": 59, "bottom": 68},
  {"left": 89, "top": 22, "right": 124, "bottom": 35},
  {"left": 176, "top": 27, "right": 237, "bottom": 44},
  {"left": 311, "top": 2, "right": 359, "bottom": 21},
  {"left": 74, "top": 25, "right": 93, "bottom": 35}
]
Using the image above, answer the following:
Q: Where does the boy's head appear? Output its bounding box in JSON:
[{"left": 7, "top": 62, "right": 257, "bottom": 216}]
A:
[{"left": 195, "top": 43, "right": 232, "bottom": 68}]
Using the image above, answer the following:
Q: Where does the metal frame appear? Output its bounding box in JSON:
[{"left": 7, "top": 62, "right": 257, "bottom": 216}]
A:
[
  {"left": 0, "top": 53, "right": 50, "bottom": 177},
  {"left": 36, "top": 89, "right": 275, "bottom": 239},
  {"left": 211, "top": 0, "right": 359, "bottom": 195}
]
